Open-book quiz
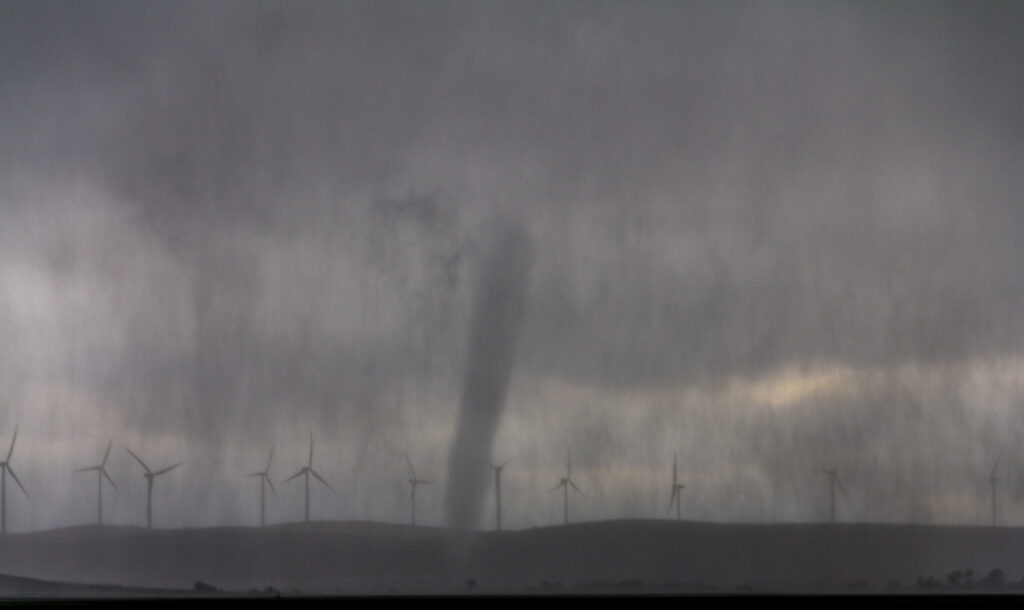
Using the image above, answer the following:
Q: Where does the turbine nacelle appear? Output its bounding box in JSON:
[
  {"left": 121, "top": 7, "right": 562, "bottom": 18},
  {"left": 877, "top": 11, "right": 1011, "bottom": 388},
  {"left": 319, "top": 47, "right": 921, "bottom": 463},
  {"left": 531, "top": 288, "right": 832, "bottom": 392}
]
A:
[
  {"left": 405, "top": 457, "right": 433, "bottom": 488},
  {"left": 1, "top": 426, "right": 28, "bottom": 503},
  {"left": 550, "top": 451, "right": 584, "bottom": 497},
  {"left": 283, "top": 435, "right": 332, "bottom": 523},
  {"left": 490, "top": 455, "right": 517, "bottom": 473},
  {"left": 143, "top": 464, "right": 181, "bottom": 480},
  {"left": 246, "top": 447, "right": 277, "bottom": 494},
  {"left": 75, "top": 440, "right": 118, "bottom": 493},
  {"left": 125, "top": 447, "right": 181, "bottom": 528}
]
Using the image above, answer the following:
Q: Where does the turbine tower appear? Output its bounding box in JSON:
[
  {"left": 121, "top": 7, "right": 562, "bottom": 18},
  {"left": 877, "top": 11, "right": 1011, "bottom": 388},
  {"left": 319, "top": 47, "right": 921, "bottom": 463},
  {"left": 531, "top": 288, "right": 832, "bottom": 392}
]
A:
[
  {"left": 550, "top": 450, "right": 584, "bottom": 525},
  {"left": 821, "top": 468, "right": 848, "bottom": 524},
  {"left": 406, "top": 456, "right": 433, "bottom": 527},
  {"left": 74, "top": 440, "right": 118, "bottom": 525},
  {"left": 0, "top": 426, "right": 27, "bottom": 535},
  {"left": 668, "top": 453, "right": 685, "bottom": 521},
  {"left": 125, "top": 448, "right": 181, "bottom": 529},
  {"left": 989, "top": 458, "right": 999, "bottom": 528},
  {"left": 490, "top": 457, "right": 514, "bottom": 531},
  {"left": 246, "top": 447, "right": 276, "bottom": 527},
  {"left": 282, "top": 434, "right": 332, "bottom": 523}
]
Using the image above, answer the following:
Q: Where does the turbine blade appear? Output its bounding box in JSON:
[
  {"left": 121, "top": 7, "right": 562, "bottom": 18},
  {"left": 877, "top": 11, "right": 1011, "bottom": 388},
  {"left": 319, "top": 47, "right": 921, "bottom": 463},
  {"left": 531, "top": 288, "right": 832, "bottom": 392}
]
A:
[
  {"left": 835, "top": 474, "right": 849, "bottom": 501},
  {"left": 308, "top": 433, "right": 313, "bottom": 467},
  {"left": 418, "top": 480, "right": 434, "bottom": 485},
  {"left": 673, "top": 453, "right": 678, "bottom": 485},
  {"left": 282, "top": 470, "right": 304, "bottom": 484},
  {"left": 7, "top": 465, "right": 27, "bottom": 497},
  {"left": 265, "top": 474, "right": 277, "bottom": 495},
  {"left": 102, "top": 440, "right": 112, "bottom": 467},
  {"left": 550, "top": 481, "right": 565, "bottom": 492},
  {"left": 125, "top": 448, "right": 151, "bottom": 473},
  {"left": 499, "top": 456, "right": 516, "bottom": 469},
  {"left": 310, "top": 469, "right": 333, "bottom": 491},
  {"left": 668, "top": 487, "right": 678, "bottom": 514},
  {"left": 992, "top": 458, "right": 999, "bottom": 479},
  {"left": 569, "top": 479, "right": 586, "bottom": 497},
  {"left": 102, "top": 468, "right": 118, "bottom": 493},
  {"left": 567, "top": 450, "right": 571, "bottom": 477},
  {"left": 406, "top": 456, "right": 416, "bottom": 479},
  {"left": 153, "top": 463, "right": 181, "bottom": 476},
  {"left": 6, "top": 425, "right": 17, "bottom": 462},
  {"left": 266, "top": 447, "right": 274, "bottom": 472}
]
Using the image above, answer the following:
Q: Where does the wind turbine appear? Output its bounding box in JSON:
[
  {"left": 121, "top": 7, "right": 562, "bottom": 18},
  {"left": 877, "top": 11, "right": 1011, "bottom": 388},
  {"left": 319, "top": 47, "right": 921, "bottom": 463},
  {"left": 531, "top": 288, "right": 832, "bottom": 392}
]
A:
[
  {"left": 490, "top": 456, "right": 515, "bottom": 531},
  {"left": 282, "top": 434, "right": 332, "bottom": 523},
  {"left": 246, "top": 447, "right": 276, "bottom": 527},
  {"left": 74, "top": 440, "right": 118, "bottom": 525},
  {"left": 125, "top": 448, "right": 181, "bottom": 529},
  {"left": 988, "top": 458, "right": 999, "bottom": 528},
  {"left": 668, "top": 453, "right": 685, "bottom": 521},
  {"left": 821, "top": 468, "right": 848, "bottom": 524},
  {"left": 550, "top": 450, "right": 584, "bottom": 525},
  {"left": 406, "top": 456, "right": 433, "bottom": 527},
  {"left": 0, "top": 426, "right": 27, "bottom": 535}
]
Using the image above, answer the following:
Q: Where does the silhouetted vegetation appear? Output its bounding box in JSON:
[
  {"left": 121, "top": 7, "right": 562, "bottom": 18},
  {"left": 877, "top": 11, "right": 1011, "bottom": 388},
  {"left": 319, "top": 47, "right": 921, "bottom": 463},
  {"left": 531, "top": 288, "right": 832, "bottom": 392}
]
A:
[
  {"left": 906, "top": 568, "right": 1017, "bottom": 592},
  {"left": 192, "top": 580, "right": 218, "bottom": 593},
  {"left": 980, "top": 568, "right": 1005, "bottom": 590},
  {"left": 810, "top": 567, "right": 1024, "bottom": 593}
]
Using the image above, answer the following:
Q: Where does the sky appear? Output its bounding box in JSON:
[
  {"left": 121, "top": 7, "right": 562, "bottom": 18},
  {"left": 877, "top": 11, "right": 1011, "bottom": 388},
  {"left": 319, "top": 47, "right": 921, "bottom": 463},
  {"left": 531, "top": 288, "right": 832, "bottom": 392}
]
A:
[{"left": 1, "top": 0, "right": 1023, "bottom": 532}]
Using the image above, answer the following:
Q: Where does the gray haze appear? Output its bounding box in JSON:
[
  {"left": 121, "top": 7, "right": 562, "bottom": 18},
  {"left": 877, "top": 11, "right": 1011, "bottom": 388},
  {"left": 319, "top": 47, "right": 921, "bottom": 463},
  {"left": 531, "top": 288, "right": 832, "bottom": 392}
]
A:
[{"left": 0, "top": 1, "right": 1023, "bottom": 531}]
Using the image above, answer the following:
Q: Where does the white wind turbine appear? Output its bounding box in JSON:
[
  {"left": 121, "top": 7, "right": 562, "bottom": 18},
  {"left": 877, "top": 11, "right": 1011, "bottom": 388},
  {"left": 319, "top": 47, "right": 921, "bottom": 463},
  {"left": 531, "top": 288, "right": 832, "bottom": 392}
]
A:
[
  {"left": 125, "top": 447, "right": 181, "bottom": 529},
  {"left": 821, "top": 467, "right": 849, "bottom": 524},
  {"left": 0, "top": 426, "right": 27, "bottom": 534},
  {"left": 406, "top": 456, "right": 433, "bottom": 527},
  {"left": 74, "top": 440, "right": 118, "bottom": 525},
  {"left": 282, "top": 434, "right": 332, "bottom": 523},
  {"left": 668, "top": 453, "right": 685, "bottom": 521},
  {"left": 988, "top": 458, "right": 999, "bottom": 528},
  {"left": 246, "top": 447, "right": 276, "bottom": 527},
  {"left": 490, "top": 456, "right": 515, "bottom": 531},
  {"left": 550, "top": 450, "right": 584, "bottom": 525}
]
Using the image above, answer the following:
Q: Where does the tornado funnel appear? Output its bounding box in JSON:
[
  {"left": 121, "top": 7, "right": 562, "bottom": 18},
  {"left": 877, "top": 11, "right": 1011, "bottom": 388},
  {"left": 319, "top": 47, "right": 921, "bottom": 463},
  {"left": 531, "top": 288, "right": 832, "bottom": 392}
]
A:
[{"left": 444, "top": 218, "right": 533, "bottom": 530}]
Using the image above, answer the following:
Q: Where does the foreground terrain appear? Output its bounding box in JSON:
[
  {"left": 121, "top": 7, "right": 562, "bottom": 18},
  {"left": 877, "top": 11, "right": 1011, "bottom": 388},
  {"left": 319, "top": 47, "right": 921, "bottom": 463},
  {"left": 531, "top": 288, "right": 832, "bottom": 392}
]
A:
[{"left": 0, "top": 520, "right": 1023, "bottom": 595}]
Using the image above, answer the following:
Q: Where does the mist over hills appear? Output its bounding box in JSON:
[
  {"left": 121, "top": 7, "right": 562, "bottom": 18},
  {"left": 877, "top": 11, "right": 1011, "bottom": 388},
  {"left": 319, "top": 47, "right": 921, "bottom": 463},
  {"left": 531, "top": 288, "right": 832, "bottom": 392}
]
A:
[{"left": 2, "top": 1, "right": 1024, "bottom": 599}]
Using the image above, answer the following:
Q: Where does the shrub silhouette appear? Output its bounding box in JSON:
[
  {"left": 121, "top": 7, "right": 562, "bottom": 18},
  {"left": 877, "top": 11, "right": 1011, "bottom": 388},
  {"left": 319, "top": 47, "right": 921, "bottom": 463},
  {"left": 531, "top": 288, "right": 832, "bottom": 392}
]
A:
[
  {"left": 980, "top": 569, "right": 1005, "bottom": 591},
  {"left": 946, "top": 570, "right": 963, "bottom": 589},
  {"left": 193, "top": 581, "right": 218, "bottom": 593}
]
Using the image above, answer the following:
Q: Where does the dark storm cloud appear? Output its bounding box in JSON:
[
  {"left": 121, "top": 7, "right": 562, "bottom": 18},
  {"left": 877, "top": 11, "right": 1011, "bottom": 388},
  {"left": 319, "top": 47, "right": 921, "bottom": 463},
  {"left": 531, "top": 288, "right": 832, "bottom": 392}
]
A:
[{"left": 2, "top": 1, "right": 1024, "bottom": 528}]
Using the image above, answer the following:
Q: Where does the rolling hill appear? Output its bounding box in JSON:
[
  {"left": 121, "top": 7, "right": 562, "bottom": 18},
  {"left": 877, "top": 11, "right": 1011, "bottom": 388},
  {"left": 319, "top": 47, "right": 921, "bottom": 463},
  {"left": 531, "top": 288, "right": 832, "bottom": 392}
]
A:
[{"left": 0, "top": 520, "right": 1021, "bottom": 595}]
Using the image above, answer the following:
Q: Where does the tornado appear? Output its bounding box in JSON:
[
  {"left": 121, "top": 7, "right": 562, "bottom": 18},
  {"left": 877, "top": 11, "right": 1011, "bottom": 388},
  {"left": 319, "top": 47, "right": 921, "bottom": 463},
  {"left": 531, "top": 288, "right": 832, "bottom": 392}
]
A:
[{"left": 445, "top": 218, "right": 533, "bottom": 531}]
